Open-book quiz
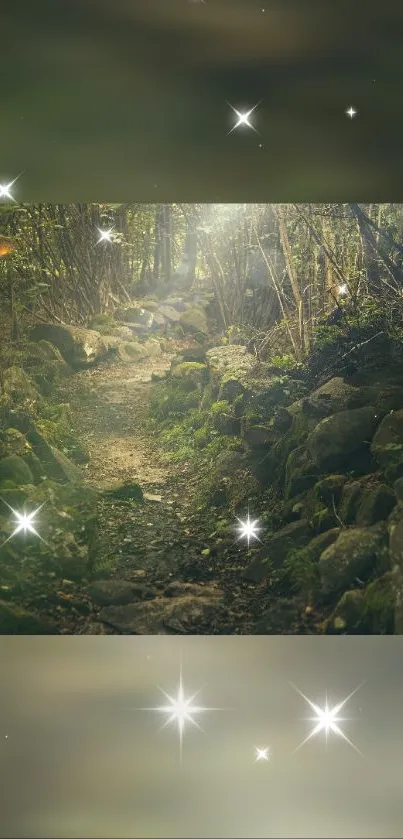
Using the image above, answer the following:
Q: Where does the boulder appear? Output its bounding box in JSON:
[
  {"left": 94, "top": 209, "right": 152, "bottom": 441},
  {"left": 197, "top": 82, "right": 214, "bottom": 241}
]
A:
[
  {"left": 355, "top": 484, "right": 396, "bottom": 527},
  {"left": 179, "top": 307, "right": 209, "bottom": 334},
  {"left": 158, "top": 305, "right": 181, "bottom": 323},
  {"left": 285, "top": 445, "right": 319, "bottom": 498},
  {"left": 99, "top": 585, "right": 227, "bottom": 633},
  {"left": 87, "top": 580, "right": 153, "bottom": 607},
  {"left": 0, "top": 455, "right": 33, "bottom": 485},
  {"left": 3, "top": 366, "right": 38, "bottom": 402},
  {"left": 325, "top": 573, "right": 395, "bottom": 634},
  {"left": 302, "top": 377, "right": 373, "bottom": 418},
  {"left": 29, "top": 323, "right": 108, "bottom": 368},
  {"left": 306, "top": 406, "right": 380, "bottom": 472},
  {"left": 103, "top": 336, "right": 146, "bottom": 363},
  {"left": 371, "top": 409, "right": 403, "bottom": 476},
  {"left": 244, "top": 519, "right": 312, "bottom": 582},
  {"left": 318, "top": 523, "right": 389, "bottom": 598}
]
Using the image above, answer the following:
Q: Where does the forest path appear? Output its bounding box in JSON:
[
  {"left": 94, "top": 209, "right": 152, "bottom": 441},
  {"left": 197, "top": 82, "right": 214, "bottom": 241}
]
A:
[
  {"left": 63, "top": 349, "right": 246, "bottom": 635},
  {"left": 61, "top": 351, "right": 314, "bottom": 636}
]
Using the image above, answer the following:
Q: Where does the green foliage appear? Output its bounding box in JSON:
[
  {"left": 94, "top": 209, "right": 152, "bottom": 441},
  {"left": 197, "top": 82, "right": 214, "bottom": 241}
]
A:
[
  {"left": 149, "top": 381, "right": 200, "bottom": 422},
  {"left": 283, "top": 546, "right": 320, "bottom": 596}
]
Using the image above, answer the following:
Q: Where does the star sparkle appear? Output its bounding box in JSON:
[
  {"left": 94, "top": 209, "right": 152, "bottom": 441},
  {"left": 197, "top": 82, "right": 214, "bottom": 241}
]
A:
[
  {"left": 235, "top": 512, "right": 261, "bottom": 547},
  {"left": 291, "top": 682, "right": 362, "bottom": 754},
  {"left": 338, "top": 283, "right": 348, "bottom": 296},
  {"left": 345, "top": 106, "right": 357, "bottom": 119},
  {"left": 0, "top": 499, "right": 46, "bottom": 547},
  {"left": 96, "top": 227, "right": 114, "bottom": 244},
  {"left": 255, "top": 746, "right": 271, "bottom": 762},
  {"left": 0, "top": 174, "right": 22, "bottom": 202},
  {"left": 138, "top": 666, "right": 221, "bottom": 764},
  {"left": 227, "top": 102, "right": 262, "bottom": 135}
]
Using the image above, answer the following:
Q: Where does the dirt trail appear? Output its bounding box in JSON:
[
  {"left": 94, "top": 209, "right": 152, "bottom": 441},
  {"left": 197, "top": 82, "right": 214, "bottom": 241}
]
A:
[
  {"left": 71, "top": 353, "right": 173, "bottom": 489},
  {"left": 61, "top": 352, "right": 314, "bottom": 635}
]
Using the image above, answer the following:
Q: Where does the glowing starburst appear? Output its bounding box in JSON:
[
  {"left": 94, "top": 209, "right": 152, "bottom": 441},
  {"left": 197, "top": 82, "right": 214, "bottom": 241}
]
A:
[
  {"left": 0, "top": 174, "right": 22, "bottom": 202},
  {"left": 345, "top": 106, "right": 357, "bottom": 119},
  {"left": 227, "top": 102, "right": 261, "bottom": 135},
  {"left": 0, "top": 499, "right": 46, "bottom": 547},
  {"left": 255, "top": 746, "right": 271, "bottom": 762},
  {"left": 139, "top": 667, "right": 220, "bottom": 763},
  {"left": 291, "top": 682, "right": 362, "bottom": 754},
  {"left": 96, "top": 227, "right": 114, "bottom": 243},
  {"left": 338, "top": 283, "right": 348, "bottom": 296},
  {"left": 235, "top": 512, "right": 261, "bottom": 547}
]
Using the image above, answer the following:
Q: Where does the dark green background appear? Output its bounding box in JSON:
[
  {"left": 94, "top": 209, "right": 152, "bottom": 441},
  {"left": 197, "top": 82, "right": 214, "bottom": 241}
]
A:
[{"left": 2, "top": 0, "right": 403, "bottom": 201}]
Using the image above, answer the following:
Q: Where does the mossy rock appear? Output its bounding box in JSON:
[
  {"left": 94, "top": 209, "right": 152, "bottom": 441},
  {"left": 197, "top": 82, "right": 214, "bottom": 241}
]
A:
[
  {"left": 3, "top": 366, "right": 39, "bottom": 403},
  {"left": 179, "top": 307, "right": 209, "bottom": 335},
  {"left": 283, "top": 528, "right": 340, "bottom": 596},
  {"left": 171, "top": 362, "right": 209, "bottom": 390},
  {"left": 307, "top": 406, "right": 380, "bottom": 472},
  {"left": 285, "top": 446, "right": 319, "bottom": 499},
  {"left": 89, "top": 313, "right": 117, "bottom": 334},
  {"left": 0, "top": 455, "right": 33, "bottom": 485},
  {"left": 314, "top": 475, "right": 346, "bottom": 506},
  {"left": 325, "top": 573, "right": 395, "bottom": 634},
  {"left": 356, "top": 484, "right": 396, "bottom": 527},
  {"left": 371, "top": 409, "right": 403, "bottom": 473},
  {"left": 210, "top": 400, "right": 239, "bottom": 435},
  {"left": 311, "top": 507, "right": 339, "bottom": 534},
  {"left": 103, "top": 481, "right": 144, "bottom": 501},
  {"left": 339, "top": 481, "right": 365, "bottom": 524},
  {"left": 244, "top": 519, "right": 312, "bottom": 583},
  {"left": 0, "top": 600, "right": 56, "bottom": 634},
  {"left": 318, "top": 523, "right": 389, "bottom": 599}
]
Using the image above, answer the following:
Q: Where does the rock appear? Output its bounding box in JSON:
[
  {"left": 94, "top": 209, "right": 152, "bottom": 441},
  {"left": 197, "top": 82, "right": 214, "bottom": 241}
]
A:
[
  {"left": 205, "top": 346, "right": 255, "bottom": 393},
  {"left": 302, "top": 377, "right": 374, "bottom": 418},
  {"left": 103, "top": 336, "right": 146, "bottom": 363},
  {"left": 325, "top": 589, "right": 366, "bottom": 633},
  {"left": 3, "top": 366, "right": 38, "bottom": 402},
  {"left": 142, "top": 339, "right": 162, "bottom": 358},
  {"left": 0, "top": 428, "right": 27, "bottom": 459},
  {"left": 179, "top": 307, "right": 209, "bottom": 335},
  {"left": 254, "top": 599, "right": 300, "bottom": 633},
  {"left": 306, "top": 406, "right": 380, "bottom": 472},
  {"left": 103, "top": 481, "right": 144, "bottom": 501},
  {"left": 25, "top": 431, "right": 82, "bottom": 483},
  {"left": 303, "top": 528, "right": 341, "bottom": 561},
  {"left": 171, "top": 362, "right": 208, "bottom": 389},
  {"left": 112, "top": 326, "right": 136, "bottom": 340},
  {"left": 99, "top": 585, "right": 226, "bottom": 633},
  {"left": 371, "top": 409, "right": 403, "bottom": 475},
  {"left": 29, "top": 323, "right": 108, "bottom": 368},
  {"left": 314, "top": 475, "right": 346, "bottom": 506},
  {"left": 0, "top": 455, "right": 33, "bottom": 485},
  {"left": 0, "top": 600, "right": 56, "bottom": 634},
  {"left": 244, "top": 519, "right": 312, "bottom": 582},
  {"left": 87, "top": 580, "right": 153, "bottom": 607},
  {"left": 285, "top": 446, "right": 319, "bottom": 498},
  {"left": 158, "top": 305, "right": 181, "bottom": 322},
  {"left": 356, "top": 484, "right": 396, "bottom": 527},
  {"left": 326, "top": 573, "right": 395, "bottom": 634},
  {"left": 339, "top": 481, "right": 365, "bottom": 524},
  {"left": 181, "top": 346, "right": 206, "bottom": 363},
  {"left": 318, "top": 523, "right": 389, "bottom": 598},
  {"left": 272, "top": 408, "right": 293, "bottom": 432},
  {"left": 243, "top": 425, "right": 273, "bottom": 447},
  {"left": 394, "top": 477, "right": 403, "bottom": 502}
]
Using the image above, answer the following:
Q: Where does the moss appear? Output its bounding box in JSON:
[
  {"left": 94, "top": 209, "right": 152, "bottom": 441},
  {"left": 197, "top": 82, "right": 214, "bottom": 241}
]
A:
[
  {"left": 89, "top": 313, "right": 117, "bottom": 334},
  {"left": 362, "top": 574, "right": 395, "bottom": 633},
  {"left": 283, "top": 546, "right": 320, "bottom": 599},
  {"left": 149, "top": 381, "right": 200, "bottom": 422}
]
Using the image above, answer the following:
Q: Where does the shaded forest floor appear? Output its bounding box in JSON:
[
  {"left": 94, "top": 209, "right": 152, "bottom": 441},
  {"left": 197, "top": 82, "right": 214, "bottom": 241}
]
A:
[{"left": 59, "top": 346, "right": 319, "bottom": 635}]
